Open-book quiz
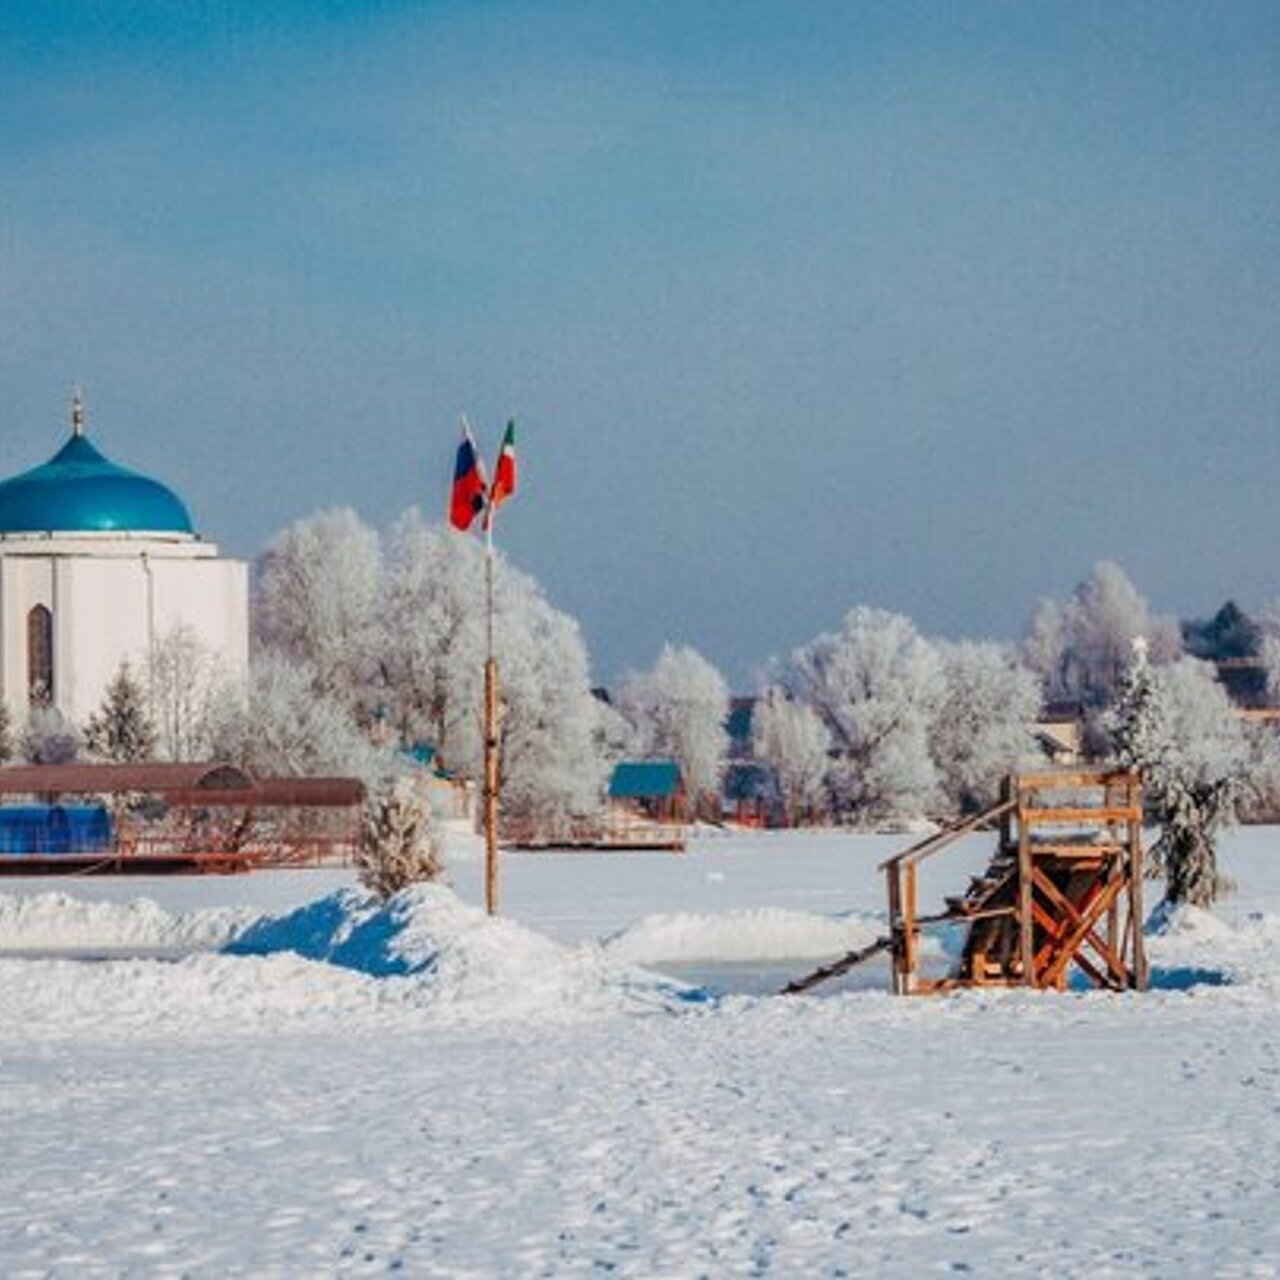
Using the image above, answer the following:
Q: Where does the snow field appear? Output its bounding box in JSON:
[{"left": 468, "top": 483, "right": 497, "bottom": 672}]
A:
[{"left": 1, "top": 827, "right": 1279, "bottom": 1274}]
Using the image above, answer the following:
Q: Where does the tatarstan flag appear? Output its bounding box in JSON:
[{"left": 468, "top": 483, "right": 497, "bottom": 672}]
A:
[
  {"left": 485, "top": 420, "right": 517, "bottom": 527},
  {"left": 449, "top": 423, "right": 488, "bottom": 531}
]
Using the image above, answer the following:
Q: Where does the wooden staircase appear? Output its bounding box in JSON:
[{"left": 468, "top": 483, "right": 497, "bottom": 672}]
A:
[{"left": 784, "top": 768, "right": 1149, "bottom": 996}]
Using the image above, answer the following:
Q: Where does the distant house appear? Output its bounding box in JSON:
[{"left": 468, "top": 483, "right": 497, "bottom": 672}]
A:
[
  {"left": 1035, "top": 702, "right": 1084, "bottom": 765},
  {"left": 608, "top": 760, "right": 685, "bottom": 823}
]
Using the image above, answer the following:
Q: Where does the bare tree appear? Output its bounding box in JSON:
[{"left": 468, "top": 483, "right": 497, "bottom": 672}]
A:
[{"left": 147, "top": 625, "right": 221, "bottom": 761}]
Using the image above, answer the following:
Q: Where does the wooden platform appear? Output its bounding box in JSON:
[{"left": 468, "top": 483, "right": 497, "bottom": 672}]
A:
[{"left": 785, "top": 768, "right": 1149, "bottom": 997}]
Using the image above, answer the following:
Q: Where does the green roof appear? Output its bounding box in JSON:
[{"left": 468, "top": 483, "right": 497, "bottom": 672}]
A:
[{"left": 608, "top": 760, "right": 681, "bottom": 800}]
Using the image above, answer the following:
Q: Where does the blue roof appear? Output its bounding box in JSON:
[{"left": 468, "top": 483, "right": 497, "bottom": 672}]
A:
[
  {"left": 0, "top": 432, "right": 194, "bottom": 536},
  {"left": 609, "top": 760, "right": 682, "bottom": 800}
]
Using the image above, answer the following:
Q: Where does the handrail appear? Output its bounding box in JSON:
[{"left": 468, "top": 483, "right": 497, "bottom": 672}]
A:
[{"left": 878, "top": 798, "right": 1015, "bottom": 872}]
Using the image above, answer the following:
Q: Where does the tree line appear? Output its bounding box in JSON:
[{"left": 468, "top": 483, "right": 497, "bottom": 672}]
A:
[{"left": 3, "top": 513, "right": 1279, "bottom": 878}]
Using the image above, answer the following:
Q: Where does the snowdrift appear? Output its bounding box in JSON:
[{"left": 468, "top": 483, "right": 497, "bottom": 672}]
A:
[
  {"left": 228, "top": 883, "right": 700, "bottom": 1020},
  {"left": 0, "top": 891, "right": 252, "bottom": 953},
  {"left": 604, "top": 906, "right": 884, "bottom": 965}
]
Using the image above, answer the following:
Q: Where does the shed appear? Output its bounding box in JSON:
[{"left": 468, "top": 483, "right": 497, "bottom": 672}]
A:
[{"left": 608, "top": 759, "right": 685, "bottom": 822}]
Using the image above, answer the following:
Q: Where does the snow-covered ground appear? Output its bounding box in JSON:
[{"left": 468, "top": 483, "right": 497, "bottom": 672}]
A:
[{"left": 2, "top": 827, "right": 1280, "bottom": 1275}]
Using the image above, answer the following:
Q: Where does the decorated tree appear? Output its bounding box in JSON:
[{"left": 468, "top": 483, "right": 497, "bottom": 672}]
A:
[{"left": 0, "top": 701, "right": 12, "bottom": 764}]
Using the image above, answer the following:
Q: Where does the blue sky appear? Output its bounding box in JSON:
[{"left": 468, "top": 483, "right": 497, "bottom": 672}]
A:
[{"left": 3, "top": 2, "right": 1279, "bottom": 686}]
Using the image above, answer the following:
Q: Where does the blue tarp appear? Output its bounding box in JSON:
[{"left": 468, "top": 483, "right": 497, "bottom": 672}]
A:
[{"left": 0, "top": 805, "right": 113, "bottom": 855}]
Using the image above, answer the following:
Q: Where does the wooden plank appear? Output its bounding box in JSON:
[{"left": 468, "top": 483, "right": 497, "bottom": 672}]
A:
[
  {"left": 1020, "top": 806, "right": 1143, "bottom": 824},
  {"left": 1041, "top": 875, "right": 1127, "bottom": 988},
  {"left": 1127, "top": 791, "right": 1148, "bottom": 991},
  {"left": 903, "top": 862, "right": 919, "bottom": 994},
  {"left": 1018, "top": 806, "right": 1034, "bottom": 985},
  {"left": 878, "top": 797, "right": 1016, "bottom": 871},
  {"left": 886, "top": 864, "right": 904, "bottom": 996}
]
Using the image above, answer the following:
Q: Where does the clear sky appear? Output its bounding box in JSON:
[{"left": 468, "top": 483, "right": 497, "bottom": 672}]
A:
[{"left": 3, "top": 2, "right": 1278, "bottom": 688}]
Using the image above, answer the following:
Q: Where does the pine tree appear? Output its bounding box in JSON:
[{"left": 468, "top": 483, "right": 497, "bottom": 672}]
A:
[
  {"left": 1108, "top": 639, "right": 1242, "bottom": 907},
  {"left": 355, "top": 776, "right": 444, "bottom": 901},
  {"left": 84, "top": 662, "right": 157, "bottom": 762},
  {"left": 1109, "top": 637, "right": 1162, "bottom": 773}
]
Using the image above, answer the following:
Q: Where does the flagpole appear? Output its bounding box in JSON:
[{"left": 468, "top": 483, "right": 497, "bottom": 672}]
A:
[{"left": 483, "top": 517, "right": 499, "bottom": 916}]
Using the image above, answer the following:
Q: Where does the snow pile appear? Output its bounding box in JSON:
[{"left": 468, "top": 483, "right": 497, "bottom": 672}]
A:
[
  {"left": 0, "top": 952, "right": 388, "bottom": 1040},
  {"left": 1146, "top": 902, "right": 1280, "bottom": 989},
  {"left": 0, "top": 891, "right": 253, "bottom": 953},
  {"left": 229, "top": 884, "right": 697, "bottom": 1021},
  {"left": 604, "top": 907, "right": 884, "bottom": 965}
]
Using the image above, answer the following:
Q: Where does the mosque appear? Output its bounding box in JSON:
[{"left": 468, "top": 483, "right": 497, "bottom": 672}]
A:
[{"left": 0, "top": 394, "right": 248, "bottom": 727}]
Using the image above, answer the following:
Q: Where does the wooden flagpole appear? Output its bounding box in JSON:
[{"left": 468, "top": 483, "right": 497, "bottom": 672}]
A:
[{"left": 483, "top": 519, "right": 499, "bottom": 915}]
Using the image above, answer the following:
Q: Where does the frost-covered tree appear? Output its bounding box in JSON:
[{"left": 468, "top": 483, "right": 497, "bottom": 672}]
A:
[
  {"left": 381, "top": 511, "right": 607, "bottom": 824},
  {"left": 1024, "top": 561, "right": 1181, "bottom": 712},
  {"left": 147, "top": 625, "right": 221, "bottom": 761},
  {"left": 21, "top": 705, "right": 81, "bottom": 765},
  {"left": 751, "top": 687, "right": 831, "bottom": 825},
  {"left": 617, "top": 644, "right": 730, "bottom": 819},
  {"left": 0, "top": 701, "right": 12, "bottom": 764},
  {"left": 356, "top": 776, "right": 444, "bottom": 900},
  {"left": 204, "top": 651, "right": 386, "bottom": 784},
  {"left": 380, "top": 513, "right": 487, "bottom": 770},
  {"left": 253, "top": 507, "right": 383, "bottom": 723},
  {"left": 931, "top": 641, "right": 1042, "bottom": 812},
  {"left": 495, "top": 584, "right": 609, "bottom": 824},
  {"left": 783, "top": 607, "right": 943, "bottom": 823},
  {"left": 1108, "top": 642, "right": 1250, "bottom": 907},
  {"left": 84, "top": 661, "right": 157, "bottom": 762}
]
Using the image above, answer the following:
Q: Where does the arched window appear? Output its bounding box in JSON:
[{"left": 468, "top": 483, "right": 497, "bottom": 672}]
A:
[{"left": 27, "top": 605, "right": 53, "bottom": 705}]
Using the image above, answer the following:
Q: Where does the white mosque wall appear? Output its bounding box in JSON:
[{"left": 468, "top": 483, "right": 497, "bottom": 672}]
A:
[{"left": 0, "top": 542, "right": 248, "bottom": 729}]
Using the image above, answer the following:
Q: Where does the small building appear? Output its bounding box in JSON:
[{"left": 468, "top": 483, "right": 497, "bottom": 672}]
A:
[{"left": 608, "top": 759, "right": 685, "bottom": 823}]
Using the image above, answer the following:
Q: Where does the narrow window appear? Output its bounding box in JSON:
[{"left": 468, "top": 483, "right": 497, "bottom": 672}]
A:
[{"left": 28, "top": 605, "right": 53, "bottom": 705}]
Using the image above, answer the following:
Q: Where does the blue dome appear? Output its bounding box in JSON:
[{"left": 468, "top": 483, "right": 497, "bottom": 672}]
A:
[{"left": 0, "top": 432, "right": 194, "bottom": 536}]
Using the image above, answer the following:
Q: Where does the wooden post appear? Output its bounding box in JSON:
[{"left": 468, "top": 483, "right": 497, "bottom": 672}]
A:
[
  {"left": 903, "top": 862, "right": 918, "bottom": 994},
  {"left": 483, "top": 527, "right": 500, "bottom": 916},
  {"left": 886, "top": 864, "right": 903, "bottom": 995},
  {"left": 484, "top": 654, "right": 499, "bottom": 915},
  {"left": 1127, "top": 772, "right": 1147, "bottom": 990},
  {"left": 1017, "top": 786, "right": 1035, "bottom": 986}
]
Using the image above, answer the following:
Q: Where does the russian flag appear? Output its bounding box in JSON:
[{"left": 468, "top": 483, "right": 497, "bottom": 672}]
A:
[{"left": 449, "top": 423, "right": 488, "bottom": 532}]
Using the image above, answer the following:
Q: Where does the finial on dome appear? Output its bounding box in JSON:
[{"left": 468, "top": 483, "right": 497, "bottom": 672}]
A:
[{"left": 70, "top": 386, "right": 86, "bottom": 437}]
